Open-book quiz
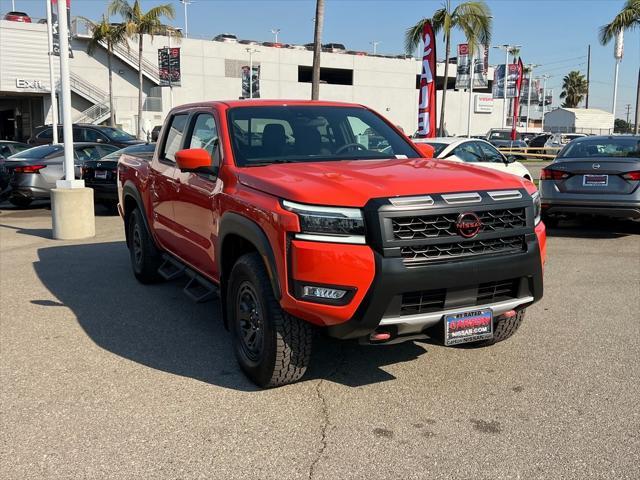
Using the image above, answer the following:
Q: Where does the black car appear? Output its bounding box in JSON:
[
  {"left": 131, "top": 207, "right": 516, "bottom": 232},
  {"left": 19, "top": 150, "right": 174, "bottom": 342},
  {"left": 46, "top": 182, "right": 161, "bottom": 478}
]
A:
[
  {"left": 528, "top": 133, "right": 552, "bottom": 149},
  {"left": 82, "top": 143, "right": 156, "bottom": 208},
  {"left": 29, "top": 124, "right": 143, "bottom": 148},
  {"left": 1, "top": 141, "right": 31, "bottom": 200}
]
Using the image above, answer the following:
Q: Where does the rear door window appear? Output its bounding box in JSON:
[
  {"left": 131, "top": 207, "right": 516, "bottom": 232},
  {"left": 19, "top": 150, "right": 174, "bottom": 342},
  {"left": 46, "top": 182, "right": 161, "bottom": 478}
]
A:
[{"left": 161, "top": 114, "right": 189, "bottom": 163}]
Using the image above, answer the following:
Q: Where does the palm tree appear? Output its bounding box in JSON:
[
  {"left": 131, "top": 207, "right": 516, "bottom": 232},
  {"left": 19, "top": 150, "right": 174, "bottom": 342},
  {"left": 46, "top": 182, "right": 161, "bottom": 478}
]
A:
[
  {"left": 405, "top": 1, "right": 492, "bottom": 136},
  {"left": 311, "top": 0, "right": 325, "bottom": 100},
  {"left": 600, "top": 0, "right": 640, "bottom": 133},
  {"left": 108, "top": 0, "right": 175, "bottom": 139},
  {"left": 84, "top": 15, "right": 126, "bottom": 127},
  {"left": 560, "top": 71, "right": 589, "bottom": 108}
]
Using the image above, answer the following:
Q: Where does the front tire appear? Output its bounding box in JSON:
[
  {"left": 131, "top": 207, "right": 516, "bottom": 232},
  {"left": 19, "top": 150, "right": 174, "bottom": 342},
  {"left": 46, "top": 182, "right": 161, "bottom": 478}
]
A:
[
  {"left": 127, "top": 208, "right": 163, "bottom": 284},
  {"left": 227, "top": 252, "right": 312, "bottom": 388},
  {"left": 477, "top": 309, "right": 526, "bottom": 346}
]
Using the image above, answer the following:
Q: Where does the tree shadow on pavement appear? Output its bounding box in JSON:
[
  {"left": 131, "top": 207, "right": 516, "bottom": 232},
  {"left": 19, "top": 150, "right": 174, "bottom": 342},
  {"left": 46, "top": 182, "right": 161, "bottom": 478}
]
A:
[
  {"left": 546, "top": 217, "right": 639, "bottom": 239},
  {"left": 34, "top": 241, "right": 428, "bottom": 391}
]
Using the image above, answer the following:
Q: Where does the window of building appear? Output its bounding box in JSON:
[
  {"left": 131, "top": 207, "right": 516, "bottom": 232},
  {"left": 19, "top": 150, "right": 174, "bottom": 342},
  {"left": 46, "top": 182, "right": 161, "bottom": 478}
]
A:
[{"left": 298, "top": 66, "right": 353, "bottom": 85}]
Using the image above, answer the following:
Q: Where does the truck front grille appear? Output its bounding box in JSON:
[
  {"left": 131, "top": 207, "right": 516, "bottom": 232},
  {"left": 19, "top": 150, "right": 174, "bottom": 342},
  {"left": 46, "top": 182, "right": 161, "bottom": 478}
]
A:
[
  {"left": 401, "top": 235, "right": 525, "bottom": 266},
  {"left": 399, "top": 278, "right": 520, "bottom": 316},
  {"left": 391, "top": 208, "right": 526, "bottom": 241}
]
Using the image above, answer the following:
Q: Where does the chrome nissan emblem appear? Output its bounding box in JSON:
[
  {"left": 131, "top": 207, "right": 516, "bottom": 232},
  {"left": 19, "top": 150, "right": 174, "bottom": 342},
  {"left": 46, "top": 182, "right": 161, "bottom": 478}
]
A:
[
  {"left": 592, "top": 163, "right": 600, "bottom": 169},
  {"left": 455, "top": 212, "right": 483, "bottom": 238}
]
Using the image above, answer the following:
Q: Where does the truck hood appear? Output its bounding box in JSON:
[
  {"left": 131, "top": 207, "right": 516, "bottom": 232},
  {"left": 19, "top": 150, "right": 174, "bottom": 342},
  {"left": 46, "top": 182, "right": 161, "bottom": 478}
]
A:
[{"left": 237, "top": 158, "right": 529, "bottom": 207}]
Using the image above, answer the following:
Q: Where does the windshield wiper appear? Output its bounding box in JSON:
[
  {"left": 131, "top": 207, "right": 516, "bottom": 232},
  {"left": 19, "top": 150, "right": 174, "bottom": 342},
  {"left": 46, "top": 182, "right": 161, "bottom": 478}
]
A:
[{"left": 245, "top": 159, "right": 295, "bottom": 167}]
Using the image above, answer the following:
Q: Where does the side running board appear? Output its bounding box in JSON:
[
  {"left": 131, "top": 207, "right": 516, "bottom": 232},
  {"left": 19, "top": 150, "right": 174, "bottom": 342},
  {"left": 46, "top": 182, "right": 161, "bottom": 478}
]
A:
[{"left": 159, "top": 254, "right": 219, "bottom": 303}]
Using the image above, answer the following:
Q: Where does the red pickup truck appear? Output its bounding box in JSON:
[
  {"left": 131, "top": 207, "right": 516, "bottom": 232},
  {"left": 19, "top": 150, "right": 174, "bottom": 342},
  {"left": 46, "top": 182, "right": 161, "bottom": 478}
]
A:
[{"left": 118, "top": 100, "right": 546, "bottom": 388}]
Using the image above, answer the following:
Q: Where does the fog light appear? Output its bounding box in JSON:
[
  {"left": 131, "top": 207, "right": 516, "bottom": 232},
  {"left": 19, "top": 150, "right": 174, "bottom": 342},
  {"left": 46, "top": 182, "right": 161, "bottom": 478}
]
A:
[{"left": 302, "top": 286, "right": 347, "bottom": 300}]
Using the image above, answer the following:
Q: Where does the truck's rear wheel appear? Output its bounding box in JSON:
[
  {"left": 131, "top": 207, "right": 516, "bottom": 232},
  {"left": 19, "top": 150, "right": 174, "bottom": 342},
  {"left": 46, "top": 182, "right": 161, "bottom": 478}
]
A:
[
  {"left": 227, "top": 252, "right": 312, "bottom": 388},
  {"left": 478, "top": 309, "right": 526, "bottom": 346},
  {"left": 127, "top": 208, "right": 163, "bottom": 284}
]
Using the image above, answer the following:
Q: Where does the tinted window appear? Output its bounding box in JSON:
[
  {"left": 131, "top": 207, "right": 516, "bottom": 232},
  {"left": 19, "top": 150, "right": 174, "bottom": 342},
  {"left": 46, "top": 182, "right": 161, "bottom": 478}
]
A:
[
  {"left": 0, "top": 145, "right": 12, "bottom": 157},
  {"left": 10, "top": 144, "right": 63, "bottom": 159},
  {"left": 452, "top": 143, "right": 483, "bottom": 162},
  {"left": 476, "top": 142, "right": 504, "bottom": 163},
  {"left": 558, "top": 137, "right": 640, "bottom": 159},
  {"left": 162, "top": 114, "right": 189, "bottom": 162},
  {"left": 75, "top": 146, "right": 102, "bottom": 161},
  {"left": 101, "top": 127, "right": 136, "bottom": 141},
  {"left": 83, "top": 128, "right": 109, "bottom": 143},
  {"left": 97, "top": 145, "right": 120, "bottom": 157},
  {"left": 228, "top": 106, "right": 419, "bottom": 166},
  {"left": 187, "top": 113, "right": 219, "bottom": 159},
  {"left": 37, "top": 128, "right": 53, "bottom": 139}
]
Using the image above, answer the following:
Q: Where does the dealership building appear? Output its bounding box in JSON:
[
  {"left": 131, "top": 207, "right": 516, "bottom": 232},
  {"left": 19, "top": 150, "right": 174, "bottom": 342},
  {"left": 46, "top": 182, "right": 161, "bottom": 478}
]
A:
[{"left": 0, "top": 17, "right": 525, "bottom": 142}]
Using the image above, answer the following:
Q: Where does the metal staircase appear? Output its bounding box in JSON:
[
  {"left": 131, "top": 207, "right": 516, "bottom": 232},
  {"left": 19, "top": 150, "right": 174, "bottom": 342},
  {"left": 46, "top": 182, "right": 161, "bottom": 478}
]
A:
[
  {"left": 73, "top": 17, "right": 160, "bottom": 84},
  {"left": 65, "top": 73, "right": 111, "bottom": 124},
  {"left": 75, "top": 101, "right": 111, "bottom": 125}
]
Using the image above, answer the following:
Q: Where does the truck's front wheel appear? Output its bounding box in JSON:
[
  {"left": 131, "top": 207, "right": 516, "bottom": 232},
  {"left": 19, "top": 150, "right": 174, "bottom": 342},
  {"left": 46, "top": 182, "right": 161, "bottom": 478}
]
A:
[
  {"left": 227, "top": 253, "right": 312, "bottom": 388},
  {"left": 127, "top": 208, "right": 163, "bottom": 284}
]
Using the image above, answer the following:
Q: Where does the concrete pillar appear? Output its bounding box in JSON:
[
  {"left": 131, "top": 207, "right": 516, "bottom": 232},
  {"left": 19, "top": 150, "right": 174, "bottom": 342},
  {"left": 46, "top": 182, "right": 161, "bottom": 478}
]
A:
[{"left": 51, "top": 188, "right": 96, "bottom": 240}]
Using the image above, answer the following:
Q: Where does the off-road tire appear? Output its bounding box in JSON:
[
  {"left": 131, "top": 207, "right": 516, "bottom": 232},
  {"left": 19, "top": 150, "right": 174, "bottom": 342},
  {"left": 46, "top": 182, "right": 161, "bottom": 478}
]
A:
[
  {"left": 227, "top": 252, "right": 312, "bottom": 388},
  {"left": 477, "top": 309, "right": 526, "bottom": 346},
  {"left": 9, "top": 196, "right": 32, "bottom": 208},
  {"left": 127, "top": 208, "right": 163, "bottom": 284}
]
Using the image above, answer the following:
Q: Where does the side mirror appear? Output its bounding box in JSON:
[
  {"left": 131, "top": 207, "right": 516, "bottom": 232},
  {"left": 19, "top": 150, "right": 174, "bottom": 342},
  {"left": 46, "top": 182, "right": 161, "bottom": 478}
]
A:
[
  {"left": 504, "top": 155, "right": 516, "bottom": 164},
  {"left": 414, "top": 142, "right": 435, "bottom": 158},
  {"left": 175, "top": 148, "right": 218, "bottom": 175}
]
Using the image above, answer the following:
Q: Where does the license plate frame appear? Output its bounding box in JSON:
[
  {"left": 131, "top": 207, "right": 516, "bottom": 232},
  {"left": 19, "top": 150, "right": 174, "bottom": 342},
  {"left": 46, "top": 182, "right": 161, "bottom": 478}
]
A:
[
  {"left": 583, "top": 174, "right": 608, "bottom": 186},
  {"left": 444, "top": 308, "right": 493, "bottom": 346},
  {"left": 94, "top": 170, "right": 108, "bottom": 180}
]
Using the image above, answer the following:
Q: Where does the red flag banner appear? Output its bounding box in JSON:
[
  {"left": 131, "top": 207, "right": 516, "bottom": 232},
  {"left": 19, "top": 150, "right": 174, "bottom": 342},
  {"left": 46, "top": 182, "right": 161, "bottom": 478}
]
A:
[
  {"left": 511, "top": 57, "right": 524, "bottom": 141},
  {"left": 417, "top": 21, "right": 437, "bottom": 137}
]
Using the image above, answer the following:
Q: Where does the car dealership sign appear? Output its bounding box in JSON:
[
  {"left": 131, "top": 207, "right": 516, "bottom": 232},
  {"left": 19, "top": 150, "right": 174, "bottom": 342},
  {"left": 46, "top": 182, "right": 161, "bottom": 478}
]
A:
[{"left": 474, "top": 94, "right": 493, "bottom": 113}]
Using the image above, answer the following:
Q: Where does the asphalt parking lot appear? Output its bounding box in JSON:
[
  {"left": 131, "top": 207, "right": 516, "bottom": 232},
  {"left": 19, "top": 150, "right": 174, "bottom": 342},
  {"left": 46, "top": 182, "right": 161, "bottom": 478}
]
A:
[{"left": 1, "top": 203, "right": 639, "bottom": 479}]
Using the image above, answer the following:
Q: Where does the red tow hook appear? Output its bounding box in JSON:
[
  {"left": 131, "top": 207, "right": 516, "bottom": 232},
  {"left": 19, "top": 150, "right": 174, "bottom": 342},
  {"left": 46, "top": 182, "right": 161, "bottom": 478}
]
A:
[
  {"left": 501, "top": 309, "right": 517, "bottom": 319},
  {"left": 369, "top": 331, "right": 392, "bottom": 342}
]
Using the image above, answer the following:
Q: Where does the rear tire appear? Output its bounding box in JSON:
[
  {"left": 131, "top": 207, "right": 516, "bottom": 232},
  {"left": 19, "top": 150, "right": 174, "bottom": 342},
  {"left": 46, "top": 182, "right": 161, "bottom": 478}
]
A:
[
  {"left": 9, "top": 196, "right": 32, "bottom": 208},
  {"left": 227, "top": 252, "right": 312, "bottom": 388},
  {"left": 477, "top": 309, "right": 526, "bottom": 346},
  {"left": 127, "top": 208, "right": 163, "bottom": 284}
]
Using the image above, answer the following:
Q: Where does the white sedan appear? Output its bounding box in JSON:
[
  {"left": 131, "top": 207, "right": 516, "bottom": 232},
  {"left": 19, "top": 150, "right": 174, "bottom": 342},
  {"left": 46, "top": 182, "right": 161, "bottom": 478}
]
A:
[{"left": 414, "top": 137, "right": 533, "bottom": 181}]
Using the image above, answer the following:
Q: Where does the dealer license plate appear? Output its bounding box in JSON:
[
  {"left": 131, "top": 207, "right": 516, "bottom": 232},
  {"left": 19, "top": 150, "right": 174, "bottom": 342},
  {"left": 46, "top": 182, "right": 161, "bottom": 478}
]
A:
[
  {"left": 583, "top": 174, "right": 608, "bottom": 186},
  {"left": 94, "top": 170, "right": 108, "bottom": 180},
  {"left": 444, "top": 309, "right": 493, "bottom": 346}
]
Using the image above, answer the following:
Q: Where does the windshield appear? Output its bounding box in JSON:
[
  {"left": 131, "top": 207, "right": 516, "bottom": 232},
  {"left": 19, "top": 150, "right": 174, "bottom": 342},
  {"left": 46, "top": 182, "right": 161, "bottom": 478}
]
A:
[
  {"left": 102, "top": 143, "right": 155, "bottom": 161},
  {"left": 489, "top": 131, "right": 519, "bottom": 140},
  {"left": 557, "top": 137, "right": 640, "bottom": 159},
  {"left": 101, "top": 127, "right": 136, "bottom": 141},
  {"left": 227, "top": 106, "right": 420, "bottom": 167},
  {"left": 423, "top": 142, "right": 448, "bottom": 157},
  {"left": 9, "top": 144, "right": 62, "bottom": 159}
]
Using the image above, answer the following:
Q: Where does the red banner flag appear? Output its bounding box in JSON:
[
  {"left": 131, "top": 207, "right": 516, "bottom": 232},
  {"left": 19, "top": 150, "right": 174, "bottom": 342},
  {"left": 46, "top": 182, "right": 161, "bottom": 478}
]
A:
[
  {"left": 511, "top": 57, "right": 524, "bottom": 141},
  {"left": 417, "top": 21, "right": 437, "bottom": 138}
]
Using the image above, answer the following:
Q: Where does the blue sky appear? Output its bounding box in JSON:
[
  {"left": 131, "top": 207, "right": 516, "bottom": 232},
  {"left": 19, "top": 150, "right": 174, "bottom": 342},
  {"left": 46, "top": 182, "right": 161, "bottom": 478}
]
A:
[{"left": 3, "top": 0, "right": 639, "bottom": 119}]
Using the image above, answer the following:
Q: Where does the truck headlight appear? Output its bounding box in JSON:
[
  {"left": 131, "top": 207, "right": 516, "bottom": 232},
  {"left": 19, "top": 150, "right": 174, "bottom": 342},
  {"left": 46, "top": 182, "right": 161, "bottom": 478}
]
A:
[
  {"left": 532, "top": 192, "right": 541, "bottom": 225},
  {"left": 282, "top": 200, "right": 366, "bottom": 244}
]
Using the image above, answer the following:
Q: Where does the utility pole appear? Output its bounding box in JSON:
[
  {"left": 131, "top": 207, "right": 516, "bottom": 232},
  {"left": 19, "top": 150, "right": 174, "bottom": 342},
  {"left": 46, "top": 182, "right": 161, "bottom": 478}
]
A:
[
  {"left": 625, "top": 104, "right": 631, "bottom": 125},
  {"left": 635, "top": 67, "right": 640, "bottom": 134},
  {"left": 271, "top": 28, "right": 280, "bottom": 43},
  {"left": 370, "top": 40, "right": 380, "bottom": 55},
  {"left": 493, "top": 44, "right": 521, "bottom": 129},
  {"left": 585, "top": 45, "right": 591, "bottom": 108},
  {"left": 12, "top": 1, "right": 16, "bottom": 11},
  {"left": 45, "top": 0, "right": 58, "bottom": 144},
  {"left": 180, "top": 0, "right": 192, "bottom": 38},
  {"left": 541, "top": 74, "right": 550, "bottom": 132},
  {"left": 246, "top": 48, "right": 258, "bottom": 99},
  {"left": 525, "top": 64, "right": 539, "bottom": 132}
]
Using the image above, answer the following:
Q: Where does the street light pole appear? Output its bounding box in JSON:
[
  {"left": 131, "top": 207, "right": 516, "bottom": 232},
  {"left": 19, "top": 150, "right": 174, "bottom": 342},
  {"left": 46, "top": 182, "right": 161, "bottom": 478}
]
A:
[
  {"left": 370, "top": 40, "right": 380, "bottom": 55},
  {"left": 493, "top": 44, "right": 521, "bottom": 129},
  {"left": 541, "top": 74, "right": 550, "bottom": 132},
  {"left": 45, "top": 0, "right": 58, "bottom": 144},
  {"left": 180, "top": 0, "right": 192, "bottom": 38},
  {"left": 525, "top": 63, "right": 539, "bottom": 132},
  {"left": 271, "top": 28, "right": 280, "bottom": 43}
]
